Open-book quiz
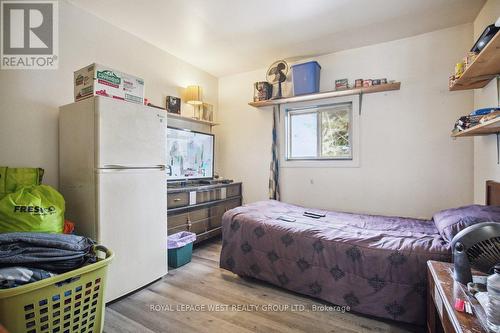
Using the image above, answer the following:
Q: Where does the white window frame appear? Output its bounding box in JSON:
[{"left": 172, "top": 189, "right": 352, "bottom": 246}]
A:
[{"left": 279, "top": 95, "right": 360, "bottom": 168}]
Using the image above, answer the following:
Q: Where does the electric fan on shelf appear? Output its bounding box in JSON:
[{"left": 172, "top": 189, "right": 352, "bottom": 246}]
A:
[
  {"left": 267, "top": 60, "right": 289, "bottom": 99},
  {"left": 451, "top": 222, "right": 500, "bottom": 284}
]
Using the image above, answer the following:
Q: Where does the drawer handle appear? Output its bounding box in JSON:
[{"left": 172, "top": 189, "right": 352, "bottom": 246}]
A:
[{"left": 173, "top": 198, "right": 181, "bottom": 202}]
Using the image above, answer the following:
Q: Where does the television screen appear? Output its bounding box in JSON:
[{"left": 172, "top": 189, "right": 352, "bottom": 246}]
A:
[{"left": 167, "top": 127, "right": 214, "bottom": 181}]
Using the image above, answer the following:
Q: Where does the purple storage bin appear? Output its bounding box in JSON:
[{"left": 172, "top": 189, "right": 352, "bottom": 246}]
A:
[{"left": 291, "top": 61, "right": 321, "bottom": 95}]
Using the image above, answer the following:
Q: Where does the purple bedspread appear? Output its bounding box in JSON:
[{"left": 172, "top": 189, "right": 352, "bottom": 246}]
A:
[{"left": 220, "top": 200, "right": 451, "bottom": 325}]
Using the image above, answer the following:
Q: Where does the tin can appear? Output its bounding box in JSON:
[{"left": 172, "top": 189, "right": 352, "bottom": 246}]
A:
[
  {"left": 335, "top": 78, "right": 349, "bottom": 90},
  {"left": 254, "top": 82, "right": 272, "bottom": 102}
]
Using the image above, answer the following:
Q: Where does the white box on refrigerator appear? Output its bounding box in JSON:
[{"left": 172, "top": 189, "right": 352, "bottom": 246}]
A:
[{"left": 74, "top": 63, "right": 145, "bottom": 104}]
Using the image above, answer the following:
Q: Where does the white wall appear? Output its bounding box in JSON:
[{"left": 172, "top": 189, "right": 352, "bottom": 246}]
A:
[
  {"left": 0, "top": 0, "right": 218, "bottom": 187},
  {"left": 473, "top": 0, "right": 500, "bottom": 204},
  {"left": 216, "top": 24, "right": 474, "bottom": 218},
  {"left": 216, "top": 69, "right": 274, "bottom": 203}
]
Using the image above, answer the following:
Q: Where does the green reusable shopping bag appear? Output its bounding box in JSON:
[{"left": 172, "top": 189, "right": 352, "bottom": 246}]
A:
[
  {"left": 0, "top": 185, "right": 65, "bottom": 233},
  {"left": 0, "top": 167, "right": 44, "bottom": 199}
]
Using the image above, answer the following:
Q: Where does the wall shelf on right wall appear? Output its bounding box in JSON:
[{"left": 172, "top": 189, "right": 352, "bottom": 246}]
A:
[
  {"left": 449, "top": 32, "right": 500, "bottom": 91},
  {"left": 452, "top": 116, "right": 500, "bottom": 137}
]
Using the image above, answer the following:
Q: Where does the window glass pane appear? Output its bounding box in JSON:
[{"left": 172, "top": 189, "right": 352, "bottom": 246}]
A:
[
  {"left": 321, "top": 107, "right": 351, "bottom": 158},
  {"left": 290, "top": 112, "right": 317, "bottom": 158}
]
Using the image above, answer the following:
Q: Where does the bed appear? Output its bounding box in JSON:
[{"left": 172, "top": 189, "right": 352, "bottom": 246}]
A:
[{"left": 219, "top": 181, "right": 500, "bottom": 325}]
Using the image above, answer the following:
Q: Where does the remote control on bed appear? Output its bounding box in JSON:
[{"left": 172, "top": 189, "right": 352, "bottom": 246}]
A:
[
  {"left": 277, "top": 216, "right": 296, "bottom": 222},
  {"left": 304, "top": 211, "right": 326, "bottom": 218}
]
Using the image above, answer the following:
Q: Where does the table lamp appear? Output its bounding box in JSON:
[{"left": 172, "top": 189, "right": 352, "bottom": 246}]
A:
[{"left": 185, "top": 85, "right": 203, "bottom": 119}]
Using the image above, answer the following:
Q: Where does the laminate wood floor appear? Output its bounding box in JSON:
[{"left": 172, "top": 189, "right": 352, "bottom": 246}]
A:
[{"left": 104, "top": 239, "right": 420, "bottom": 333}]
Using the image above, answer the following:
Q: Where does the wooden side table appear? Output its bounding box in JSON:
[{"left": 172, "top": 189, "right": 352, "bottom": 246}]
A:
[{"left": 427, "top": 261, "right": 488, "bottom": 333}]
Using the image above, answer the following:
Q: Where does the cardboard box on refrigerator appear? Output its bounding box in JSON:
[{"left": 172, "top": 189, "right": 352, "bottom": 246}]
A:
[{"left": 74, "top": 63, "right": 145, "bottom": 104}]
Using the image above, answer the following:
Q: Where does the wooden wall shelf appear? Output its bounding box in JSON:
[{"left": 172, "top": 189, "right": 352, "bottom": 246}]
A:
[
  {"left": 449, "top": 32, "right": 500, "bottom": 91},
  {"left": 167, "top": 112, "right": 218, "bottom": 126},
  {"left": 452, "top": 117, "right": 500, "bottom": 137},
  {"left": 248, "top": 82, "right": 401, "bottom": 108}
]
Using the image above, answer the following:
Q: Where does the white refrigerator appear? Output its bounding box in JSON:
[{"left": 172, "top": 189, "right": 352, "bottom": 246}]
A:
[{"left": 59, "top": 96, "right": 167, "bottom": 302}]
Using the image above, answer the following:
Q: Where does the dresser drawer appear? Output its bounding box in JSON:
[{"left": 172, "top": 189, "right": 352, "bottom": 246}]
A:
[
  {"left": 169, "top": 213, "right": 188, "bottom": 228},
  {"left": 209, "top": 198, "right": 242, "bottom": 229},
  {"left": 189, "top": 208, "right": 209, "bottom": 223},
  {"left": 225, "top": 184, "right": 241, "bottom": 198},
  {"left": 168, "top": 224, "right": 188, "bottom": 235},
  {"left": 224, "top": 198, "right": 242, "bottom": 211},
  {"left": 168, "top": 192, "right": 189, "bottom": 208},
  {"left": 196, "top": 189, "right": 220, "bottom": 204},
  {"left": 189, "top": 219, "right": 208, "bottom": 234}
]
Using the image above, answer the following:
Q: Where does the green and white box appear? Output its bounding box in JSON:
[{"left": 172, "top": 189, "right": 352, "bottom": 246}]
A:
[{"left": 74, "top": 63, "right": 145, "bottom": 104}]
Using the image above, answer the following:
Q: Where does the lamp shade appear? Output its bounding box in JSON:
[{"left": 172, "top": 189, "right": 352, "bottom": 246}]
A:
[{"left": 185, "top": 85, "right": 203, "bottom": 105}]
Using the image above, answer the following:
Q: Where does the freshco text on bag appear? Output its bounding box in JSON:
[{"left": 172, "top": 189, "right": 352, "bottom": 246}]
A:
[{"left": 13, "top": 205, "right": 56, "bottom": 214}]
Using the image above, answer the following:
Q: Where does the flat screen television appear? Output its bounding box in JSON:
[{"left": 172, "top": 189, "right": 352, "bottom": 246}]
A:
[{"left": 166, "top": 127, "right": 214, "bottom": 181}]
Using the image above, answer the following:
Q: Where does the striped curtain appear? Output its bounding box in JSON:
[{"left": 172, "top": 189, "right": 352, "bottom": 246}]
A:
[{"left": 269, "top": 105, "right": 280, "bottom": 200}]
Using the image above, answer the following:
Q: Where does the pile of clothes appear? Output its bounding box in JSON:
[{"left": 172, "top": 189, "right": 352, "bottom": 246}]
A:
[
  {"left": 0, "top": 232, "right": 96, "bottom": 289},
  {"left": 452, "top": 108, "right": 500, "bottom": 134},
  {"left": 0, "top": 167, "right": 97, "bottom": 290}
]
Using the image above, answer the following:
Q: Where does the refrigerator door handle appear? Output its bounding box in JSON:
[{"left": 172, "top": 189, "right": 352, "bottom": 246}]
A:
[{"left": 103, "top": 165, "right": 166, "bottom": 170}]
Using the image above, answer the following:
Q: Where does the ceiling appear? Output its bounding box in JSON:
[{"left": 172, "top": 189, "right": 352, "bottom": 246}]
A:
[{"left": 68, "top": 0, "right": 485, "bottom": 77}]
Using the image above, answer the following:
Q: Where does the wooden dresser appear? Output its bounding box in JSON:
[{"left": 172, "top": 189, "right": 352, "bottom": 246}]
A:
[{"left": 167, "top": 182, "right": 242, "bottom": 243}]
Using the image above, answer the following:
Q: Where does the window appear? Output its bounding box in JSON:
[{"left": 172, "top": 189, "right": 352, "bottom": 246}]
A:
[{"left": 286, "top": 102, "right": 352, "bottom": 160}]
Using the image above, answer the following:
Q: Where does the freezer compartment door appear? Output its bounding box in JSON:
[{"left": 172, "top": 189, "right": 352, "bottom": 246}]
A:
[
  {"left": 96, "top": 97, "right": 166, "bottom": 168},
  {"left": 96, "top": 168, "right": 167, "bottom": 302}
]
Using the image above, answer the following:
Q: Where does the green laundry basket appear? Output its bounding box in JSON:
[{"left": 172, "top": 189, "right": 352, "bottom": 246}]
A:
[{"left": 0, "top": 245, "right": 113, "bottom": 333}]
